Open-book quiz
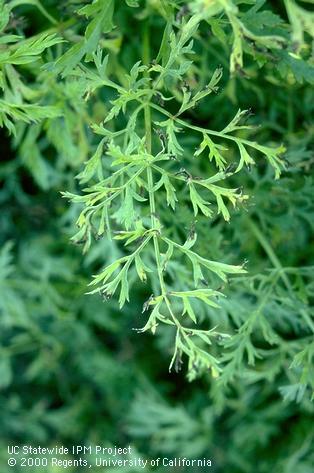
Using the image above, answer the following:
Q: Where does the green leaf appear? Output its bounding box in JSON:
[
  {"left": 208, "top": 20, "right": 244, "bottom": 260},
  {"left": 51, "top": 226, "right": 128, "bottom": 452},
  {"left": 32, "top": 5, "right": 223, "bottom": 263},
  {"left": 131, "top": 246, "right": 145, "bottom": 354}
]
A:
[
  {"left": 77, "top": 138, "right": 106, "bottom": 184},
  {"left": 0, "top": 101, "right": 61, "bottom": 134},
  {"left": 171, "top": 289, "right": 221, "bottom": 309},
  {"left": 178, "top": 67, "right": 223, "bottom": 115},
  {"left": 182, "top": 297, "right": 197, "bottom": 323},
  {"left": 189, "top": 183, "right": 212, "bottom": 218},
  {"left": 154, "top": 173, "right": 177, "bottom": 210},
  {"left": 0, "top": 0, "right": 10, "bottom": 32},
  {"left": 221, "top": 109, "right": 253, "bottom": 134},
  {"left": 135, "top": 254, "right": 151, "bottom": 282},
  {"left": 236, "top": 142, "right": 255, "bottom": 172},
  {"left": 55, "top": 0, "right": 115, "bottom": 75},
  {"left": 277, "top": 51, "right": 314, "bottom": 84},
  {"left": 155, "top": 119, "right": 184, "bottom": 156},
  {"left": 7, "top": 32, "right": 63, "bottom": 64},
  {"left": 194, "top": 134, "right": 227, "bottom": 170}
]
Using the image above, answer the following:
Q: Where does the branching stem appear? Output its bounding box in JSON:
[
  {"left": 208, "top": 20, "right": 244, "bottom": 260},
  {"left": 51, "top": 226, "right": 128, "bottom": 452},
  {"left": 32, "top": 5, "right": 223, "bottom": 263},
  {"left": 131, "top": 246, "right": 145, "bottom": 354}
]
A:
[
  {"left": 142, "top": 18, "right": 183, "bottom": 332},
  {"left": 247, "top": 219, "right": 293, "bottom": 293}
]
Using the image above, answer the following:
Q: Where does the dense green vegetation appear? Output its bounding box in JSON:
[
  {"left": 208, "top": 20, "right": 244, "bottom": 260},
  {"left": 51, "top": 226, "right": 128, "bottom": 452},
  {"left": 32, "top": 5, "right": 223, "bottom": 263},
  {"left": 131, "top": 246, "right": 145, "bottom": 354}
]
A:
[{"left": 0, "top": 0, "right": 313, "bottom": 471}]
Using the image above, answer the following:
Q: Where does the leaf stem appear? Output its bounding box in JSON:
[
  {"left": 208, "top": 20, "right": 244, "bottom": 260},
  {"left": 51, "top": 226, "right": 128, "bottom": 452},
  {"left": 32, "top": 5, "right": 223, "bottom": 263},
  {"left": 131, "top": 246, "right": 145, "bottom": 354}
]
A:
[
  {"left": 143, "top": 18, "right": 166, "bottom": 295},
  {"left": 142, "top": 16, "right": 182, "bottom": 332},
  {"left": 147, "top": 101, "right": 269, "bottom": 151},
  {"left": 247, "top": 219, "right": 293, "bottom": 293}
]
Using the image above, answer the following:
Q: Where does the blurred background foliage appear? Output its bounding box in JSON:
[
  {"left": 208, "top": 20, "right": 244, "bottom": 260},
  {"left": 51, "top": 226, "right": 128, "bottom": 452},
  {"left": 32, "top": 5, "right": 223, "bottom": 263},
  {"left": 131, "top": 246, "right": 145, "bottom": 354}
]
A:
[{"left": 0, "top": 0, "right": 313, "bottom": 472}]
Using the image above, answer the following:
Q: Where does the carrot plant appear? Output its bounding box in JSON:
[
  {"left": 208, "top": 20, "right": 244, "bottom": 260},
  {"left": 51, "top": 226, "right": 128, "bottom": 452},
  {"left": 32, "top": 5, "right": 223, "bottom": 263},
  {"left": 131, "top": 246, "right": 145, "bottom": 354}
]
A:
[{"left": 60, "top": 1, "right": 293, "bottom": 379}]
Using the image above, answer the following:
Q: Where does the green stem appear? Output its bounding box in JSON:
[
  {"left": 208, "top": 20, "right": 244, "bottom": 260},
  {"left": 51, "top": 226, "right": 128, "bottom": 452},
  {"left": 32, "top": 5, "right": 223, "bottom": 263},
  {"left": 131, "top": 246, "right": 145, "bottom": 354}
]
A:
[
  {"left": 83, "top": 166, "right": 145, "bottom": 213},
  {"left": 160, "top": 0, "right": 172, "bottom": 17},
  {"left": 143, "top": 22, "right": 152, "bottom": 153},
  {"left": 142, "top": 17, "right": 182, "bottom": 331},
  {"left": 9, "top": 0, "right": 58, "bottom": 25},
  {"left": 147, "top": 101, "right": 250, "bottom": 145},
  {"left": 143, "top": 19, "right": 166, "bottom": 295},
  {"left": 247, "top": 219, "right": 293, "bottom": 293}
]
